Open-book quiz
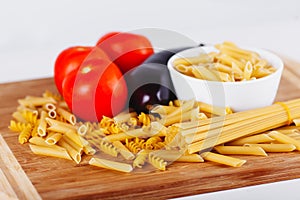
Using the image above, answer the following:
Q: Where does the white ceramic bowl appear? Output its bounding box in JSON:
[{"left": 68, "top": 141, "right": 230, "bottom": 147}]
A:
[{"left": 167, "top": 46, "right": 284, "bottom": 112}]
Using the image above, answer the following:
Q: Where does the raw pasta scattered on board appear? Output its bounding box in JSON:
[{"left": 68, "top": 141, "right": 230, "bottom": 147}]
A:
[
  {"left": 172, "top": 41, "right": 277, "bottom": 82},
  {"left": 8, "top": 90, "right": 300, "bottom": 173}
]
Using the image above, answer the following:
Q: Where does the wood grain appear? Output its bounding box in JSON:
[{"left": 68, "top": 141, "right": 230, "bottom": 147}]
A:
[
  {"left": 0, "top": 135, "right": 41, "bottom": 200},
  {"left": 0, "top": 58, "right": 300, "bottom": 200}
]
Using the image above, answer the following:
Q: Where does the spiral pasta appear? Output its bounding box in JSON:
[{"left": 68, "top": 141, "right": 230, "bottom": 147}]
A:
[
  {"left": 8, "top": 120, "right": 28, "bottom": 132},
  {"left": 128, "top": 117, "right": 139, "bottom": 127},
  {"left": 107, "top": 123, "right": 123, "bottom": 134},
  {"left": 125, "top": 138, "right": 141, "bottom": 154},
  {"left": 91, "top": 139, "right": 118, "bottom": 157},
  {"left": 145, "top": 136, "right": 162, "bottom": 149},
  {"left": 148, "top": 154, "right": 167, "bottom": 171},
  {"left": 152, "top": 142, "right": 166, "bottom": 150},
  {"left": 18, "top": 124, "right": 32, "bottom": 144},
  {"left": 21, "top": 110, "right": 38, "bottom": 125},
  {"left": 138, "top": 112, "right": 151, "bottom": 127},
  {"left": 133, "top": 149, "right": 149, "bottom": 168}
]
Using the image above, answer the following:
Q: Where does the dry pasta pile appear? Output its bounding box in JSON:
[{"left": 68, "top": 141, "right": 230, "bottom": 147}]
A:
[
  {"left": 173, "top": 41, "right": 277, "bottom": 82},
  {"left": 8, "top": 91, "right": 300, "bottom": 172},
  {"left": 9, "top": 91, "right": 95, "bottom": 164}
]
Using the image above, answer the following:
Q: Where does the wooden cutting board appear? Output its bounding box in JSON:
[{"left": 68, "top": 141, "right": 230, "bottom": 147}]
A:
[{"left": 1, "top": 57, "right": 300, "bottom": 200}]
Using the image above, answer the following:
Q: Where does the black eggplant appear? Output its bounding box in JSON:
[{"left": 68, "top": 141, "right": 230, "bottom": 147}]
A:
[
  {"left": 125, "top": 44, "right": 205, "bottom": 113},
  {"left": 124, "top": 63, "right": 177, "bottom": 113}
]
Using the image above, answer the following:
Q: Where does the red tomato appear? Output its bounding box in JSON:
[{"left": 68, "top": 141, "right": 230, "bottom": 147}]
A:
[
  {"left": 96, "top": 32, "right": 154, "bottom": 74},
  {"left": 97, "top": 32, "right": 119, "bottom": 44},
  {"left": 62, "top": 58, "right": 128, "bottom": 122},
  {"left": 54, "top": 46, "right": 110, "bottom": 94}
]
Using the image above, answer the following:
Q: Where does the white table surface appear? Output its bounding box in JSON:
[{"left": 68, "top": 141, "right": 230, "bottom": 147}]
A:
[{"left": 1, "top": 0, "right": 300, "bottom": 199}]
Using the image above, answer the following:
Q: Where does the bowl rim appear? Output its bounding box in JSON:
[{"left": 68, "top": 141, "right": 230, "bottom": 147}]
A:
[{"left": 167, "top": 46, "right": 284, "bottom": 86}]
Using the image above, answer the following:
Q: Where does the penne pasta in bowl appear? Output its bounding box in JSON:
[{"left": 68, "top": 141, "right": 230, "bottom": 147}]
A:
[{"left": 167, "top": 42, "right": 284, "bottom": 112}]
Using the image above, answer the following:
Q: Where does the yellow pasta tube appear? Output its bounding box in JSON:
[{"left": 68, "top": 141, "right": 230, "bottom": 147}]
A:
[
  {"left": 216, "top": 54, "right": 244, "bottom": 70},
  {"left": 104, "top": 128, "right": 150, "bottom": 142},
  {"left": 151, "top": 105, "right": 177, "bottom": 115},
  {"left": 37, "top": 111, "right": 47, "bottom": 137},
  {"left": 160, "top": 106, "right": 199, "bottom": 126},
  {"left": 83, "top": 145, "right": 96, "bottom": 155},
  {"left": 231, "top": 62, "right": 244, "bottom": 80},
  {"left": 293, "top": 118, "right": 300, "bottom": 126},
  {"left": 77, "top": 124, "right": 88, "bottom": 136},
  {"left": 252, "top": 68, "right": 273, "bottom": 78},
  {"left": 29, "top": 136, "right": 65, "bottom": 151},
  {"left": 113, "top": 111, "right": 137, "bottom": 125},
  {"left": 58, "top": 138, "right": 82, "bottom": 164},
  {"left": 89, "top": 157, "right": 133, "bottom": 173},
  {"left": 29, "top": 144, "right": 72, "bottom": 161},
  {"left": 192, "top": 65, "right": 222, "bottom": 81},
  {"left": 197, "top": 101, "right": 232, "bottom": 116},
  {"left": 201, "top": 152, "right": 246, "bottom": 167},
  {"left": 18, "top": 96, "right": 56, "bottom": 107},
  {"left": 150, "top": 150, "right": 204, "bottom": 162},
  {"left": 174, "top": 64, "right": 194, "bottom": 76},
  {"left": 214, "top": 146, "right": 267, "bottom": 156},
  {"left": 245, "top": 144, "right": 296, "bottom": 152},
  {"left": 173, "top": 54, "right": 213, "bottom": 66},
  {"left": 46, "top": 118, "right": 82, "bottom": 147},
  {"left": 243, "top": 61, "right": 253, "bottom": 80},
  {"left": 42, "top": 103, "right": 56, "bottom": 111},
  {"left": 268, "top": 131, "right": 300, "bottom": 150},
  {"left": 47, "top": 109, "right": 57, "bottom": 119},
  {"left": 227, "top": 133, "right": 275, "bottom": 146},
  {"left": 112, "top": 141, "right": 135, "bottom": 160},
  {"left": 254, "top": 59, "right": 268, "bottom": 69},
  {"left": 45, "top": 132, "right": 62, "bottom": 145},
  {"left": 211, "top": 70, "right": 232, "bottom": 82},
  {"left": 210, "top": 63, "right": 232, "bottom": 74},
  {"left": 60, "top": 135, "right": 83, "bottom": 154},
  {"left": 56, "top": 107, "right": 76, "bottom": 125}
]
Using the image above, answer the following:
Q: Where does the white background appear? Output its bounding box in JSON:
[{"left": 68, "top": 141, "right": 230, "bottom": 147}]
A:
[{"left": 1, "top": 0, "right": 300, "bottom": 199}]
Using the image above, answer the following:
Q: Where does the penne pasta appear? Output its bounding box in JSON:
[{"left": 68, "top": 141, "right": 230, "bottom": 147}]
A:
[
  {"left": 172, "top": 42, "right": 275, "bottom": 82},
  {"left": 214, "top": 146, "right": 268, "bottom": 156},
  {"left": 268, "top": 131, "right": 300, "bottom": 150},
  {"left": 201, "top": 152, "right": 246, "bottom": 167},
  {"left": 45, "top": 132, "right": 62, "bottom": 145},
  {"left": 244, "top": 143, "right": 296, "bottom": 152},
  {"left": 56, "top": 107, "right": 76, "bottom": 125},
  {"left": 150, "top": 150, "right": 204, "bottom": 162},
  {"left": 83, "top": 145, "right": 96, "bottom": 155},
  {"left": 18, "top": 96, "right": 56, "bottom": 107},
  {"left": 113, "top": 111, "right": 137, "bottom": 125},
  {"left": 293, "top": 118, "right": 300, "bottom": 126},
  {"left": 58, "top": 138, "right": 82, "bottom": 164},
  {"left": 243, "top": 61, "right": 253, "bottom": 80},
  {"left": 89, "top": 157, "right": 133, "bottom": 173},
  {"left": 226, "top": 133, "right": 275, "bottom": 146},
  {"left": 197, "top": 101, "right": 233, "bottom": 116},
  {"left": 43, "top": 103, "right": 56, "bottom": 111},
  {"left": 173, "top": 54, "right": 213, "bottom": 66},
  {"left": 29, "top": 144, "right": 72, "bottom": 161},
  {"left": 37, "top": 111, "right": 47, "bottom": 137},
  {"left": 112, "top": 141, "right": 135, "bottom": 160}
]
